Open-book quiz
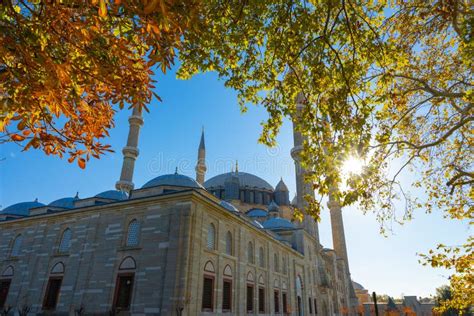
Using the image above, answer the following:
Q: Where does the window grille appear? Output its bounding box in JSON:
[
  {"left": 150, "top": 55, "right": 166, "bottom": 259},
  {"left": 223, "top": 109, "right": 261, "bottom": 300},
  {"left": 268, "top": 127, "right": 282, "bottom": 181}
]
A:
[
  {"left": 10, "top": 235, "right": 22, "bottom": 257},
  {"left": 126, "top": 220, "right": 140, "bottom": 247},
  {"left": 207, "top": 224, "right": 216, "bottom": 250},
  {"left": 58, "top": 229, "right": 71, "bottom": 253}
]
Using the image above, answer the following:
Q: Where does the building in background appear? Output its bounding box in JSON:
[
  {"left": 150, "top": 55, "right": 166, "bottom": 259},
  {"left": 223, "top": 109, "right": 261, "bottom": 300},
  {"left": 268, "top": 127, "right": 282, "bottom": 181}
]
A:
[{"left": 351, "top": 282, "right": 435, "bottom": 316}]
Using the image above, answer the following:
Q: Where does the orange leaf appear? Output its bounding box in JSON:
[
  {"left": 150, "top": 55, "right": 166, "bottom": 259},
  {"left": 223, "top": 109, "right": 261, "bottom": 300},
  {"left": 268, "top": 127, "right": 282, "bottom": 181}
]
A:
[
  {"left": 11, "top": 134, "right": 25, "bottom": 141},
  {"left": 78, "top": 158, "right": 86, "bottom": 169},
  {"left": 68, "top": 156, "right": 75, "bottom": 163}
]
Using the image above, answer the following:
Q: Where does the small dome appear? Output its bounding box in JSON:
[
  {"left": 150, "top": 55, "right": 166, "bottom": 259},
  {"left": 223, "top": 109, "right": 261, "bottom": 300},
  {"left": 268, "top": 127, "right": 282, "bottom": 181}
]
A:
[
  {"left": 275, "top": 178, "right": 289, "bottom": 191},
  {"left": 142, "top": 173, "right": 204, "bottom": 189},
  {"left": 49, "top": 197, "right": 77, "bottom": 209},
  {"left": 95, "top": 190, "right": 128, "bottom": 200},
  {"left": 352, "top": 281, "right": 365, "bottom": 290},
  {"left": 262, "top": 217, "right": 295, "bottom": 230},
  {"left": 268, "top": 200, "right": 279, "bottom": 212},
  {"left": 220, "top": 200, "right": 239, "bottom": 213},
  {"left": 246, "top": 208, "right": 268, "bottom": 218},
  {"left": 1, "top": 200, "right": 45, "bottom": 216},
  {"left": 205, "top": 172, "right": 274, "bottom": 191}
]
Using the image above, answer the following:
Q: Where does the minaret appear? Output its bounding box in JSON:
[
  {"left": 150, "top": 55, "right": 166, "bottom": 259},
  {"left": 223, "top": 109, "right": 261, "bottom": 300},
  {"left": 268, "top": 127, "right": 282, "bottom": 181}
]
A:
[
  {"left": 115, "top": 107, "right": 144, "bottom": 193},
  {"left": 195, "top": 128, "right": 207, "bottom": 185},
  {"left": 328, "top": 190, "right": 349, "bottom": 269},
  {"left": 290, "top": 92, "right": 320, "bottom": 243}
]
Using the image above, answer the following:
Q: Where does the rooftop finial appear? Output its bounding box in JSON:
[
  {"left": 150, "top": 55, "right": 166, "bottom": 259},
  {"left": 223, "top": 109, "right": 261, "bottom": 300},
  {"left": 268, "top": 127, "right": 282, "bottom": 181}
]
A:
[
  {"left": 74, "top": 192, "right": 79, "bottom": 199},
  {"left": 175, "top": 167, "right": 178, "bottom": 174},
  {"left": 34, "top": 197, "right": 38, "bottom": 202},
  {"left": 235, "top": 160, "right": 239, "bottom": 173}
]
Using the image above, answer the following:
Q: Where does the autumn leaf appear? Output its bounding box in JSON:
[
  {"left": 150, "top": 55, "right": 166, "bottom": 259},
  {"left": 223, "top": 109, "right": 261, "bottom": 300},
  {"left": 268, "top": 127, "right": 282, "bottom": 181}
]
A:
[{"left": 78, "top": 158, "right": 86, "bottom": 169}]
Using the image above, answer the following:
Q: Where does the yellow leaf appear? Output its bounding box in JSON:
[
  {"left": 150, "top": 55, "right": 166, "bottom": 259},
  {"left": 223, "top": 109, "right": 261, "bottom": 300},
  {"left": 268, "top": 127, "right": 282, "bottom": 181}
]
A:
[{"left": 98, "top": 0, "right": 107, "bottom": 17}]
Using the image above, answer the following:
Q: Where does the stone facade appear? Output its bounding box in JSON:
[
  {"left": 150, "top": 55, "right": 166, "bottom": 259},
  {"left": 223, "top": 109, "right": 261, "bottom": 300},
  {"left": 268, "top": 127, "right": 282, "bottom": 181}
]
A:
[{"left": 1, "top": 187, "right": 353, "bottom": 315}]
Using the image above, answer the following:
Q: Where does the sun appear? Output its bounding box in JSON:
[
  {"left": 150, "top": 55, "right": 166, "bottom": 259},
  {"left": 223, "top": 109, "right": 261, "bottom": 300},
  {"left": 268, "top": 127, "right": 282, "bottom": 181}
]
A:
[{"left": 342, "top": 156, "right": 364, "bottom": 176}]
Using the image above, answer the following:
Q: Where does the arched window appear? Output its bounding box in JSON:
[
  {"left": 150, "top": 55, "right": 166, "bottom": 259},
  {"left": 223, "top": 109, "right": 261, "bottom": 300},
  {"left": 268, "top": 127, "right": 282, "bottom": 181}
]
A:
[
  {"left": 113, "top": 257, "right": 136, "bottom": 311},
  {"left": 282, "top": 256, "right": 287, "bottom": 274},
  {"left": 259, "top": 247, "right": 265, "bottom": 268},
  {"left": 126, "top": 220, "right": 140, "bottom": 247},
  {"left": 10, "top": 235, "right": 22, "bottom": 257},
  {"left": 247, "top": 242, "right": 254, "bottom": 264},
  {"left": 58, "top": 228, "right": 71, "bottom": 253},
  {"left": 274, "top": 253, "right": 279, "bottom": 272},
  {"left": 225, "top": 231, "right": 232, "bottom": 256},
  {"left": 207, "top": 223, "right": 216, "bottom": 250},
  {"left": 43, "top": 262, "right": 65, "bottom": 310},
  {"left": 222, "top": 265, "right": 233, "bottom": 312},
  {"left": 202, "top": 261, "right": 215, "bottom": 312}
]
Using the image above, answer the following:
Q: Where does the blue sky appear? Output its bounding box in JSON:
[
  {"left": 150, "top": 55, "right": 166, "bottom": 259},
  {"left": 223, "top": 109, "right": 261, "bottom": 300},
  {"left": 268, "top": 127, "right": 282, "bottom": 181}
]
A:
[{"left": 0, "top": 67, "right": 470, "bottom": 298}]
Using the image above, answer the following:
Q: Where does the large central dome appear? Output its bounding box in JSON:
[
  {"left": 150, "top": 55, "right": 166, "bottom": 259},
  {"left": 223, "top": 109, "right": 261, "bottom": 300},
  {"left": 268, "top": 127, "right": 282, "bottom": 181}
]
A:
[{"left": 204, "top": 172, "right": 274, "bottom": 191}]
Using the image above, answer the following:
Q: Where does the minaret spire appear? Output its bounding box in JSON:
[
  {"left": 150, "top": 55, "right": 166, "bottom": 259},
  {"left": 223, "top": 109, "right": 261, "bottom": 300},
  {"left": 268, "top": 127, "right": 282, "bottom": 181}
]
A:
[
  {"left": 195, "top": 127, "right": 207, "bottom": 185},
  {"left": 290, "top": 92, "right": 320, "bottom": 243},
  {"left": 116, "top": 107, "right": 144, "bottom": 194}
]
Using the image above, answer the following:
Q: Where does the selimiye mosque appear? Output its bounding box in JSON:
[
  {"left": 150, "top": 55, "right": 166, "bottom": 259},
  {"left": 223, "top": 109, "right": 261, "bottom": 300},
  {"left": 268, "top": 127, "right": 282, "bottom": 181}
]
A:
[{"left": 0, "top": 94, "right": 361, "bottom": 315}]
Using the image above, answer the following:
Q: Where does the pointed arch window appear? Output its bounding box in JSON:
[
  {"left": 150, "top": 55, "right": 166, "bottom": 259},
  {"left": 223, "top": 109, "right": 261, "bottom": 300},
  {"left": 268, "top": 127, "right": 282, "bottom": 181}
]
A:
[
  {"left": 202, "top": 261, "right": 215, "bottom": 312},
  {"left": 114, "top": 257, "right": 136, "bottom": 311},
  {"left": 10, "top": 235, "right": 23, "bottom": 257},
  {"left": 222, "top": 265, "right": 233, "bottom": 312},
  {"left": 259, "top": 247, "right": 265, "bottom": 268},
  {"left": 0, "top": 266, "right": 14, "bottom": 308},
  {"left": 207, "top": 223, "right": 216, "bottom": 250},
  {"left": 225, "top": 231, "right": 232, "bottom": 256},
  {"left": 42, "top": 262, "right": 65, "bottom": 310},
  {"left": 58, "top": 228, "right": 72, "bottom": 253},
  {"left": 248, "top": 242, "right": 254, "bottom": 264}
]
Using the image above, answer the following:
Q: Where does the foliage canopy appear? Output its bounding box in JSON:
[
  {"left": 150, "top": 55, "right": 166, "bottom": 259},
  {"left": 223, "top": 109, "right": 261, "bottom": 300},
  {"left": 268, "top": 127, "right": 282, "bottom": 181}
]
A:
[{"left": 1, "top": 0, "right": 472, "bottom": 311}]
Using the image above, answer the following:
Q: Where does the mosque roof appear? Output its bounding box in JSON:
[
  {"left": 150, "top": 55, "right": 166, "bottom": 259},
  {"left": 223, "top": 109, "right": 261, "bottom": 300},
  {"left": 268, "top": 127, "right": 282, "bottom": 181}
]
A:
[
  {"left": 352, "top": 281, "right": 365, "bottom": 290},
  {"left": 49, "top": 197, "right": 77, "bottom": 209},
  {"left": 268, "top": 200, "right": 279, "bottom": 212},
  {"left": 275, "top": 178, "right": 289, "bottom": 191},
  {"left": 262, "top": 217, "right": 296, "bottom": 230},
  {"left": 95, "top": 190, "right": 128, "bottom": 200},
  {"left": 220, "top": 200, "right": 239, "bottom": 213},
  {"left": 205, "top": 172, "right": 274, "bottom": 191},
  {"left": 246, "top": 208, "right": 268, "bottom": 217},
  {"left": 251, "top": 220, "right": 264, "bottom": 229},
  {"left": 142, "top": 173, "right": 204, "bottom": 189},
  {"left": 1, "top": 200, "right": 45, "bottom": 216}
]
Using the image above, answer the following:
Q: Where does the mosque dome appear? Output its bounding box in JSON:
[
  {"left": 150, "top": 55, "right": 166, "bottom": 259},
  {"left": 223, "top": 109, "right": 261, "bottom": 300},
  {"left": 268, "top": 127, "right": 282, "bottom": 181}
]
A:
[
  {"left": 95, "top": 190, "right": 128, "bottom": 200},
  {"left": 220, "top": 200, "right": 239, "bottom": 213},
  {"left": 205, "top": 172, "right": 274, "bottom": 191},
  {"left": 262, "top": 217, "right": 295, "bottom": 230},
  {"left": 352, "top": 281, "right": 365, "bottom": 290},
  {"left": 1, "top": 200, "right": 45, "bottom": 216},
  {"left": 246, "top": 208, "right": 268, "bottom": 218},
  {"left": 49, "top": 197, "right": 77, "bottom": 209},
  {"left": 142, "top": 173, "right": 204, "bottom": 189},
  {"left": 275, "top": 178, "right": 289, "bottom": 191}
]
